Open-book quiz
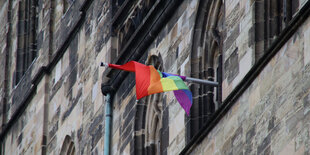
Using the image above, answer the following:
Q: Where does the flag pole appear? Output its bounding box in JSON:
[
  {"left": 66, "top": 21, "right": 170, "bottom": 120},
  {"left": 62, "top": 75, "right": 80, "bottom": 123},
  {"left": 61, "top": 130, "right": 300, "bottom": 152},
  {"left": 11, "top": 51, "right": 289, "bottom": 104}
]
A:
[
  {"left": 184, "top": 77, "right": 218, "bottom": 87},
  {"left": 100, "top": 62, "right": 218, "bottom": 87}
]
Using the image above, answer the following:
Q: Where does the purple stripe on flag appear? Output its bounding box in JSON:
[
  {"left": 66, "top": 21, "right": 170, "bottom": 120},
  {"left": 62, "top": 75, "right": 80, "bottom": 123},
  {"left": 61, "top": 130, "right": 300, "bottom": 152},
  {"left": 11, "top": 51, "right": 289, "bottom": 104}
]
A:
[
  {"left": 173, "top": 89, "right": 192, "bottom": 116},
  {"left": 179, "top": 75, "right": 186, "bottom": 81}
]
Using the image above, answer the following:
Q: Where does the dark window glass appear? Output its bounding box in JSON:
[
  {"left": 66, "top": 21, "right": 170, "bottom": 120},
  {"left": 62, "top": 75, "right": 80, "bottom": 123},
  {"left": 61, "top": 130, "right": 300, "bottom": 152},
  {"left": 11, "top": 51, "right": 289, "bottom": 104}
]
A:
[
  {"left": 15, "top": 0, "right": 38, "bottom": 85},
  {"left": 255, "top": 0, "right": 299, "bottom": 59}
]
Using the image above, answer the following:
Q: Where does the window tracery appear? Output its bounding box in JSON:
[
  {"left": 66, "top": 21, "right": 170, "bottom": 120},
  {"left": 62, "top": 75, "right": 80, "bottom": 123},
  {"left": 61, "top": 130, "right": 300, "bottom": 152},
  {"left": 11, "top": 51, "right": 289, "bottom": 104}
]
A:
[
  {"left": 133, "top": 55, "right": 167, "bottom": 155},
  {"left": 188, "top": 0, "right": 223, "bottom": 139},
  {"left": 144, "top": 55, "right": 164, "bottom": 155},
  {"left": 111, "top": 0, "right": 163, "bottom": 60}
]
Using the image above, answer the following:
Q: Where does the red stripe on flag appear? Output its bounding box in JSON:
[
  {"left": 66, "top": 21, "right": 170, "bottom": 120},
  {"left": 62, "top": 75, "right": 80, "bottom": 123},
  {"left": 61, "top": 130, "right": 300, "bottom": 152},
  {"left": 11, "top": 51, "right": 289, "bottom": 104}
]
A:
[
  {"left": 134, "top": 62, "right": 150, "bottom": 99},
  {"left": 108, "top": 61, "right": 136, "bottom": 72},
  {"left": 108, "top": 61, "right": 150, "bottom": 99}
]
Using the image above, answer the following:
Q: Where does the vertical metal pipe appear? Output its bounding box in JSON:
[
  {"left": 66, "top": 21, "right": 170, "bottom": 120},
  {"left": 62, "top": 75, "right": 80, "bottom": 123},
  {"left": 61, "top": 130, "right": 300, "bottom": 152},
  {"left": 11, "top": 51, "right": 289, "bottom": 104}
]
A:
[{"left": 104, "top": 93, "right": 113, "bottom": 155}]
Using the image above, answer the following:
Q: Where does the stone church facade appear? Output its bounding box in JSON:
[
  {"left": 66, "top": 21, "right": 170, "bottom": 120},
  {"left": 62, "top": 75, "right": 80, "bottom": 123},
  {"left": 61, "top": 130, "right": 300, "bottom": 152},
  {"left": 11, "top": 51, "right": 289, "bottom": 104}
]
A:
[{"left": 0, "top": 0, "right": 310, "bottom": 154}]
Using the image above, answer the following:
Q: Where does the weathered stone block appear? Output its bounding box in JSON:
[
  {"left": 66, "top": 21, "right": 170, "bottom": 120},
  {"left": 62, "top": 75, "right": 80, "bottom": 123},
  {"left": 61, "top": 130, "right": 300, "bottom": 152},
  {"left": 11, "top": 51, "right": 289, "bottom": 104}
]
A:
[{"left": 224, "top": 48, "right": 239, "bottom": 83}]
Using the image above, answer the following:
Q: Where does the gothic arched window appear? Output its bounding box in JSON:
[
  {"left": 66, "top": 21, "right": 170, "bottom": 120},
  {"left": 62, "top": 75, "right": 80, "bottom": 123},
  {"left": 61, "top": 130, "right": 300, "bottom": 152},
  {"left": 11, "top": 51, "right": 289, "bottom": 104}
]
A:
[
  {"left": 188, "top": 0, "right": 223, "bottom": 140},
  {"left": 133, "top": 55, "right": 168, "bottom": 155},
  {"left": 15, "top": 0, "right": 38, "bottom": 85},
  {"left": 111, "top": 0, "right": 165, "bottom": 61},
  {"left": 60, "top": 135, "right": 76, "bottom": 155},
  {"left": 144, "top": 55, "right": 164, "bottom": 155}
]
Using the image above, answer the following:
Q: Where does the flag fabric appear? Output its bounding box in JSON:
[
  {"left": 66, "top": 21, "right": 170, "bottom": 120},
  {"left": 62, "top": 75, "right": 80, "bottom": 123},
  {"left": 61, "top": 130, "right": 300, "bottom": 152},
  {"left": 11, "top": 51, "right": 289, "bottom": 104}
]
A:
[{"left": 108, "top": 61, "right": 192, "bottom": 115}]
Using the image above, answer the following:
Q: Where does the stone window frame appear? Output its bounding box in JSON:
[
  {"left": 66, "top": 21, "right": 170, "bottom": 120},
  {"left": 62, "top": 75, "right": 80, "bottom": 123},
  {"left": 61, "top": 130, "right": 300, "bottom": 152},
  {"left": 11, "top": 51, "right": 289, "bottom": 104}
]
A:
[
  {"left": 133, "top": 55, "right": 169, "bottom": 155},
  {"left": 187, "top": 0, "right": 223, "bottom": 140},
  {"left": 200, "top": 0, "right": 223, "bottom": 128},
  {"left": 144, "top": 92, "right": 163, "bottom": 154},
  {"left": 144, "top": 55, "right": 163, "bottom": 155},
  {"left": 15, "top": 0, "right": 38, "bottom": 86},
  {"left": 254, "top": 0, "right": 299, "bottom": 60},
  {"left": 110, "top": 0, "right": 164, "bottom": 61},
  {"left": 60, "top": 135, "right": 76, "bottom": 155}
]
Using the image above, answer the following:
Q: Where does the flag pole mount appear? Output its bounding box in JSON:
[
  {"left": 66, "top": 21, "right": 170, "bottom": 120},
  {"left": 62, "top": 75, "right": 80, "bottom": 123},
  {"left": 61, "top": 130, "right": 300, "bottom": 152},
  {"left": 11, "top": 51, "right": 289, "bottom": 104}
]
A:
[
  {"left": 100, "top": 62, "right": 218, "bottom": 87},
  {"left": 101, "top": 62, "right": 108, "bottom": 67}
]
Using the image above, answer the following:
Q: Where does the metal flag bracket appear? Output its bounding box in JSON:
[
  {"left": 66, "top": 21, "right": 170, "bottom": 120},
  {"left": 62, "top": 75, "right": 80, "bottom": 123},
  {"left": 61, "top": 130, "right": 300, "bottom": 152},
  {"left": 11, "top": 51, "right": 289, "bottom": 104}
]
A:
[
  {"left": 100, "top": 62, "right": 218, "bottom": 87},
  {"left": 184, "top": 77, "right": 218, "bottom": 87}
]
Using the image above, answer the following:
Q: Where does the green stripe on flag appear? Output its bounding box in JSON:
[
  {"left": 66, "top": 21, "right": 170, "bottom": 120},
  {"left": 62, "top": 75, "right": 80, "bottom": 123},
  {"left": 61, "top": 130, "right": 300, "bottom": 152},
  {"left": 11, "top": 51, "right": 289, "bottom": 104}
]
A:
[{"left": 166, "top": 76, "right": 188, "bottom": 90}]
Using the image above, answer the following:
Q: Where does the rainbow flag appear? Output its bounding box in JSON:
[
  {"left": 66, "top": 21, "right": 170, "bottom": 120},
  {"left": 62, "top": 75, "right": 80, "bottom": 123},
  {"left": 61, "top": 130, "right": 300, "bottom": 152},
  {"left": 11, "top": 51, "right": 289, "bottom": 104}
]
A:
[{"left": 108, "top": 61, "right": 192, "bottom": 115}]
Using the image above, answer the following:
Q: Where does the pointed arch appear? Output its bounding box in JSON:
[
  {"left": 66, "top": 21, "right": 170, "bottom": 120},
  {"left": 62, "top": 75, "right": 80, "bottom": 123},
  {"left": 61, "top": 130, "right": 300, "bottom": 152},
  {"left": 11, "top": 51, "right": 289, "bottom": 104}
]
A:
[
  {"left": 187, "top": 0, "right": 223, "bottom": 141},
  {"left": 145, "top": 55, "right": 164, "bottom": 155},
  {"left": 60, "top": 135, "right": 76, "bottom": 155},
  {"left": 202, "top": 0, "right": 223, "bottom": 119},
  {"left": 133, "top": 54, "right": 168, "bottom": 155}
]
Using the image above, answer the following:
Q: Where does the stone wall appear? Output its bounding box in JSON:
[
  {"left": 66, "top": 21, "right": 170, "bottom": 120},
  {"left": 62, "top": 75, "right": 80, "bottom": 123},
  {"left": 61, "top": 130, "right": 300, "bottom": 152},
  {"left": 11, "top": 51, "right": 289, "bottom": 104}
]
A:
[
  {"left": 1, "top": 0, "right": 113, "bottom": 154},
  {"left": 110, "top": 0, "right": 198, "bottom": 154},
  {"left": 222, "top": 0, "right": 255, "bottom": 100},
  {"left": 47, "top": 0, "right": 112, "bottom": 154},
  {"left": 3, "top": 76, "right": 46, "bottom": 154},
  {"left": 189, "top": 2, "right": 310, "bottom": 155},
  {"left": 1, "top": 0, "right": 310, "bottom": 154}
]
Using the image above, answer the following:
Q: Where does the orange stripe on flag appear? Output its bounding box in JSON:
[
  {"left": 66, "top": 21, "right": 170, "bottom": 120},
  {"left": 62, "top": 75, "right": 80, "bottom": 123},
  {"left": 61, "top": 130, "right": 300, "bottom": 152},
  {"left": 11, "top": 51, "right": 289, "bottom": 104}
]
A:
[{"left": 147, "top": 66, "right": 163, "bottom": 95}]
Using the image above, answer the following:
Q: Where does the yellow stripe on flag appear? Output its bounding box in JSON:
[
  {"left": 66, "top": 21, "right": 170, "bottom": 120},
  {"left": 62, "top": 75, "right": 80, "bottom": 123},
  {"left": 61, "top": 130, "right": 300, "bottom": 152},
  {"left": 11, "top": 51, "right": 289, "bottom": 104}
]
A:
[{"left": 161, "top": 78, "right": 178, "bottom": 92}]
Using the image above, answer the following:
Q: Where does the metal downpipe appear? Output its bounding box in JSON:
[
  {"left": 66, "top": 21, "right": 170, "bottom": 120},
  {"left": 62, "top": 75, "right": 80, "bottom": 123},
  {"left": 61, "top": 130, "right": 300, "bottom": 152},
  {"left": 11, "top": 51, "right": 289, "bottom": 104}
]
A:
[{"left": 103, "top": 93, "right": 113, "bottom": 155}]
